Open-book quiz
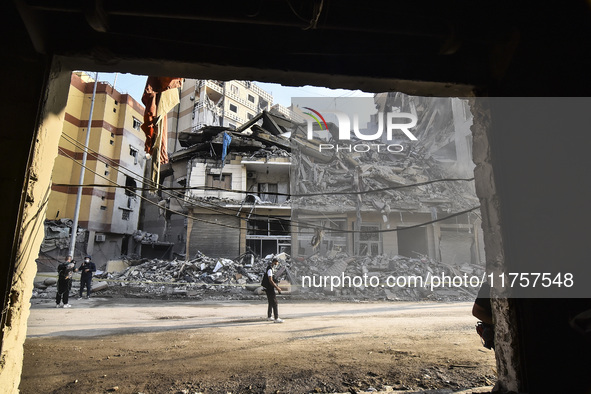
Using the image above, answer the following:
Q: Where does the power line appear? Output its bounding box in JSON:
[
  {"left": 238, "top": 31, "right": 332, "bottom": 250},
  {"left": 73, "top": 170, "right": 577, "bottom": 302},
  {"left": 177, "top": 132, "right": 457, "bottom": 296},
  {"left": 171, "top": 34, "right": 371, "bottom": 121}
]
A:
[
  {"left": 57, "top": 147, "right": 480, "bottom": 236},
  {"left": 57, "top": 133, "right": 480, "bottom": 236},
  {"left": 59, "top": 133, "right": 475, "bottom": 200}
]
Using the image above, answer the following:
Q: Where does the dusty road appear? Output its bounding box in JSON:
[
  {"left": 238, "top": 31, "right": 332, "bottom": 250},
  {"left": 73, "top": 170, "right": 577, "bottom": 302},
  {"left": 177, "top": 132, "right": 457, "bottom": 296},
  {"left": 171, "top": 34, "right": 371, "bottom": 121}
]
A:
[{"left": 20, "top": 297, "right": 496, "bottom": 393}]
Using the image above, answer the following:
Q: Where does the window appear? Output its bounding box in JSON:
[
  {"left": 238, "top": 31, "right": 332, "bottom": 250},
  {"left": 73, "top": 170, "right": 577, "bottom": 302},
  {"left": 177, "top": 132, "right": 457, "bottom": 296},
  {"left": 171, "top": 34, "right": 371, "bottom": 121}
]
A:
[
  {"left": 246, "top": 217, "right": 291, "bottom": 257},
  {"left": 248, "top": 94, "right": 255, "bottom": 103},
  {"left": 125, "top": 176, "right": 137, "bottom": 196},
  {"left": 114, "top": 100, "right": 118, "bottom": 105},
  {"left": 230, "top": 84, "right": 239, "bottom": 95},
  {"left": 358, "top": 225, "right": 381, "bottom": 256},
  {"left": 206, "top": 173, "right": 232, "bottom": 190},
  {"left": 258, "top": 183, "right": 278, "bottom": 203},
  {"left": 121, "top": 210, "right": 130, "bottom": 221},
  {"left": 113, "top": 108, "right": 116, "bottom": 113},
  {"left": 228, "top": 123, "right": 236, "bottom": 130},
  {"left": 247, "top": 113, "right": 254, "bottom": 120},
  {"left": 104, "top": 170, "right": 109, "bottom": 176},
  {"left": 229, "top": 103, "right": 237, "bottom": 113},
  {"left": 100, "top": 206, "right": 107, "bottom": 211},
  {"left": 129, "top": 146, "right": 139, "bottom": 164},
  {"left": 132, "top": 117, "right": 142, "bottom": 131},
  {"left": 110, "top": 140, "right": 114, "bottom": 145},
  {"left": 247, "top": 218, "right": 290, "bottom": 236},
  {"left": 110, "top": 132, "right": 114, "bottom": 137}
]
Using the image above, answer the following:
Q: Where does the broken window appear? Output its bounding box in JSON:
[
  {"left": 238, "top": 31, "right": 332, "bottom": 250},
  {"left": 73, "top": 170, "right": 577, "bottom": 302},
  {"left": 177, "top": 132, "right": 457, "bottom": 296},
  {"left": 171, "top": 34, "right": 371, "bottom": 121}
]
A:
[
  {"left": 247, "top": 218, "right": 291, "bottom": 257},
  {"left": 247, "top": 218, "right": 290, "bottom": 236},
  {"left": 206, "top": 173, "right": 232, "bottom": 190},
  {"left": 125, "top": 176, "right": 137, "bottom": 196},
  {"left": 358, "top": 224, "right": 381, "bottom": 256},
  {"left": 297, "top": 219, "right": 347, "bottom": 256},
  {"left": 258, "top": 183, "right": 278, "bottom": 203},
  {"left": 129, "top": 146, "right": 138, "bottom": 164},
  {"left": 397, "top": 226, "right": 428, "bottom": 258}
]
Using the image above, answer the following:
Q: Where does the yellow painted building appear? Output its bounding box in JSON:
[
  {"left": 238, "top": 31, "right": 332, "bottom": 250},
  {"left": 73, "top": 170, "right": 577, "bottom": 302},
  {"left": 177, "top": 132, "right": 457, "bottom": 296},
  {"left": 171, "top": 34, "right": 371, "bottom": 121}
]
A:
[{"left": 47, "top": 72, "right": 146, "bottom": 264}]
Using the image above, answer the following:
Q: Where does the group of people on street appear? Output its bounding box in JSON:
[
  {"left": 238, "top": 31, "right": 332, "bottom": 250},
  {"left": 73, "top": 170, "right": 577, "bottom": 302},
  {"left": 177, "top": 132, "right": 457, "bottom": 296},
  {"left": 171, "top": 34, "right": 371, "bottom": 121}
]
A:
[
  {"left": 55, "top": 253, "right": 496, "bottom": 344},
  {"left": 55, "top": 255, "right": 96, "bottom": 308}
]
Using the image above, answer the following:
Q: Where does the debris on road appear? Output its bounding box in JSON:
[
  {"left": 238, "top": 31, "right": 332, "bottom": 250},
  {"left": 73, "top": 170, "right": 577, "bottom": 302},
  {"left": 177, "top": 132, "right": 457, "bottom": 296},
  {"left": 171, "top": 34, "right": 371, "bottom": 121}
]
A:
[{"left": 32, "top": 250, "right": 484, "bottom": 302}]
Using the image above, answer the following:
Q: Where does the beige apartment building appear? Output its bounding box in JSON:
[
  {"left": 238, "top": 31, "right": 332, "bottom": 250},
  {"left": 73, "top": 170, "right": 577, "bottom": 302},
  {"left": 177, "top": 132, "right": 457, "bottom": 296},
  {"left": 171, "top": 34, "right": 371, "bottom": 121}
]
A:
[{"left": 44, "top": 72, "right": 146, "bottom": 267}]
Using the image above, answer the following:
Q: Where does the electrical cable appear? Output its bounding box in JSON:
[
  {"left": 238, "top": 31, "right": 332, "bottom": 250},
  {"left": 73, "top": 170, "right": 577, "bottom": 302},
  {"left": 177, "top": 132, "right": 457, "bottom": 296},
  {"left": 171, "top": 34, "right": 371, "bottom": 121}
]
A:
[
  {"left": 57, "top": 135, "right": 479, "bottom": 235},
  {"left": 57, "top": 146, "right": 480, "bottom": 236},
  {"left": 57, "top": 132, "right": 480, "bottom": 235}
]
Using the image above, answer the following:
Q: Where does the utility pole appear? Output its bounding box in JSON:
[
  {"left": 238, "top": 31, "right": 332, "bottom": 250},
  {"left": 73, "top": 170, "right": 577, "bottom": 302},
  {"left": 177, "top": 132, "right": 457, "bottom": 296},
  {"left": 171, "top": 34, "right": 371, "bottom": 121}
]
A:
[{"left": 68, "top": 72, "right": 99, "bottom": 258}]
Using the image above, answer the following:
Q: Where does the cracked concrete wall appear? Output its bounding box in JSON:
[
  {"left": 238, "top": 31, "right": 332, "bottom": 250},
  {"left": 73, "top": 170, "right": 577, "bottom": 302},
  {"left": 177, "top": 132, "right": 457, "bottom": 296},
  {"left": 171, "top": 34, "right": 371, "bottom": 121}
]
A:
[
  {"left": 470, "top": 99, "right": 521, "bottom": 393},
  {"left": 0, "top": 62, "right": 70, "bottom": 393}
]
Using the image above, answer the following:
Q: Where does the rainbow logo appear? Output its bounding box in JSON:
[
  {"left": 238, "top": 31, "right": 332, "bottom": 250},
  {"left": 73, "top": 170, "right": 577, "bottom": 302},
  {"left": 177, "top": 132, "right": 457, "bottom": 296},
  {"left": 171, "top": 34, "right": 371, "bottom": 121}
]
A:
[{"left": 303, "top": 107, "right": 328, "bottom": 130}]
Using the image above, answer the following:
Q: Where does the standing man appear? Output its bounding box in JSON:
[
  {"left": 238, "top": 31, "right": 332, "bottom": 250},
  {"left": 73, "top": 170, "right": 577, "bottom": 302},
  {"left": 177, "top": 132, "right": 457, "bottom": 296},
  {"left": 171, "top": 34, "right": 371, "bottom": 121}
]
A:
[
  {"left": 77, "top": 255, "right": 96, "bottom": 299},
  {"left": 262, "top": 258, "right": 283, "bottom": 323},
  {"left": 56, "top": 256, "right": 74, "bottom": 308}
]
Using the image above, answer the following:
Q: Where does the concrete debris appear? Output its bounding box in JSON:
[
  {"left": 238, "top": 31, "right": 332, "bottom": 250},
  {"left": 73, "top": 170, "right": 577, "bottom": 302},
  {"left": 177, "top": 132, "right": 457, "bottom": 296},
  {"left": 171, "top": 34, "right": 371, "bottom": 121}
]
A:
[
  {"left": 170, "top": 110, "right": 292, "bottom": 166},
  {"left": 290, "top": 252, "right": 485, "bottom": 301},
  {"left": 39, "top": 219, "right": 86, "bottom": 254},
  {"left": 91, "top": 282, "right": 109, "bottom": 292},
  {"left": 291, "top": 145, "right": 478, "bottom": 214},
  {"left": 30, "top": 249, "right": 484, "bottom": 302},
  {"left": 132, "top": 230, "right": 159, "bottom": 243}
]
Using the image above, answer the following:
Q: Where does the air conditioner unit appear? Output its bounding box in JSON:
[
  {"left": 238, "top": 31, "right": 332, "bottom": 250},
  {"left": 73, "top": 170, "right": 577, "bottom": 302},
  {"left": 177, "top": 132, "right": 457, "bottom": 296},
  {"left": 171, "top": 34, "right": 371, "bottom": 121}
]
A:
[
  {"left": 247, "top": 171, "right": 257, "bottom": 179},
  {"left": 95, "top": 234, "right": 106, "bottom": 242}
]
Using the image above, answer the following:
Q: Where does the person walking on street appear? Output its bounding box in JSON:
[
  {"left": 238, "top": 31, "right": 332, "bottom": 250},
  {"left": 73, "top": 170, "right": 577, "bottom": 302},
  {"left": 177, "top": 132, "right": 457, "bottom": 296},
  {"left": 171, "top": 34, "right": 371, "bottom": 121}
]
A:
[
  {"left": 76, "top": 255, "right": 96, "bottom": 299},
  {"left": 56, "top": 256, "right": 74, "bottom": 308},
  {"left": 262, "top": 258, "right": 283, "bottom": 323}
]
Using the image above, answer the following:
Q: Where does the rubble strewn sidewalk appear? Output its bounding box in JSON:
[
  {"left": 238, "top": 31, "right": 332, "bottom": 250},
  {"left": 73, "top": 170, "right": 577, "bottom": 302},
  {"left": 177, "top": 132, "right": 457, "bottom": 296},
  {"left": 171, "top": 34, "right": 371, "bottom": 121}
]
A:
[{"left": 32, "top": 251, "right": 485, "bottom": 302}]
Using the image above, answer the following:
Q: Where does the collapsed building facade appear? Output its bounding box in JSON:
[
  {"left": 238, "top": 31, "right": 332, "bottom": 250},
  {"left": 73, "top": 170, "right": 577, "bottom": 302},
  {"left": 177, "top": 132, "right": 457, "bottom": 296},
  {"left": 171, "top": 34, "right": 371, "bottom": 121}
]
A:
[
  {"left": 290, "top": 95, "right": 484, "bottom": 267},
  {"left": 143, "top": 90, "right": 484, "bottom": 268}
]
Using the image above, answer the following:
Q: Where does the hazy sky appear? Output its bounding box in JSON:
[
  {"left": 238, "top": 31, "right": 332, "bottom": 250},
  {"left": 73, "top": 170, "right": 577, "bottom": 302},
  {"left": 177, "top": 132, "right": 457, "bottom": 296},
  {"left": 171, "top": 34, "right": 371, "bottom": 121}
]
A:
[{"left": 96, "top": 72, "right": 373, "bottom": 107}]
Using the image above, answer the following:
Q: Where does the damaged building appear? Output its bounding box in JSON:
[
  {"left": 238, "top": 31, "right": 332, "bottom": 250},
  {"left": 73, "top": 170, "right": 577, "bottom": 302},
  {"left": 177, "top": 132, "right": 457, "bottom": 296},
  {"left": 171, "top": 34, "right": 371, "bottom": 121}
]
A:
[
  {"left": 290, "top": 95, "right": 484, "bottom": 267},
  {"left": 145, "top": 88, "right": 483, "bottom": 268},
  {"left": 142, "top": 79, "right": 298, "bottom": 259},
  {"left": 150, "top": 109, "right": 294, "bottom": 259}
]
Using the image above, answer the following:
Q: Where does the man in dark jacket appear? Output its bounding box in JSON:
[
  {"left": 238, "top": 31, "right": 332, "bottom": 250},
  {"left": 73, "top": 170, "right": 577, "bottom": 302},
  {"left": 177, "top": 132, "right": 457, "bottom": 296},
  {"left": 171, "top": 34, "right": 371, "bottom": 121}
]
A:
[
  {"left": 262, "top": 258, "right": 283, "bottom": 323},
  {"left": 56, "top": 256, "right": 74, "bottom": 308},
  {"left": 76, "top": 255, "right": 96, "bottom": 299}
]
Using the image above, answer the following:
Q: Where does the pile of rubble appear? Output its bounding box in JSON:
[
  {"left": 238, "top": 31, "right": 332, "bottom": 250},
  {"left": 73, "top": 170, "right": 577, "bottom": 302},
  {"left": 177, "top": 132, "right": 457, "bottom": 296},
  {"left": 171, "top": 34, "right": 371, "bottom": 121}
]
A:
[
  {"left": 290, "top": 252, "right": 485, "bottom": 301},
  {"left": 94, "top": 251, "right": 269, "bottom": 298},
  {"left": 32, "top": 250, "right": 484, "bottom": 302},
  {"left": 291, "top": 145, "right": 479, "bottom": 215}
]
